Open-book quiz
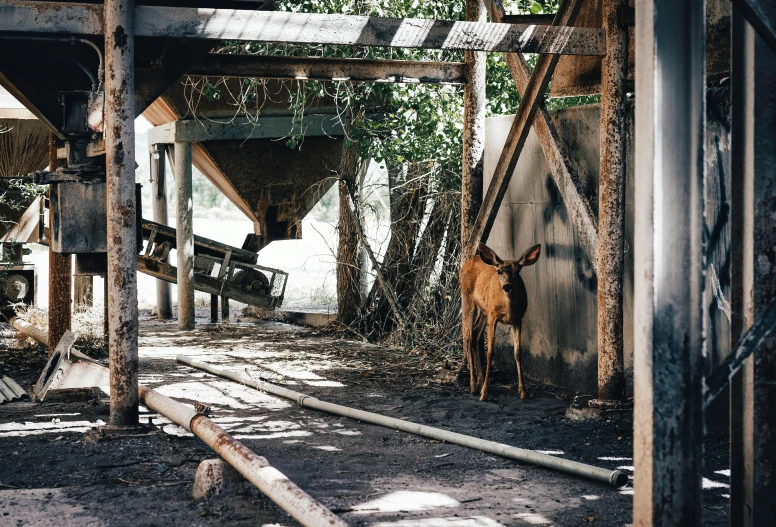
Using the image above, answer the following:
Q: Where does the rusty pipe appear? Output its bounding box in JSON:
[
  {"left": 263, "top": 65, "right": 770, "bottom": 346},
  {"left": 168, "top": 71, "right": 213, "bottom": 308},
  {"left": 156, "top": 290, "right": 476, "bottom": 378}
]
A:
[
  {"left": 138, "top": 386, "right": 346, "bottom": 527},
  {"left": 9, "top": 317, "right": 49, "bottom": 346},
  {"left": 178, "top": 356, "right": 628, "bottom": 488}
]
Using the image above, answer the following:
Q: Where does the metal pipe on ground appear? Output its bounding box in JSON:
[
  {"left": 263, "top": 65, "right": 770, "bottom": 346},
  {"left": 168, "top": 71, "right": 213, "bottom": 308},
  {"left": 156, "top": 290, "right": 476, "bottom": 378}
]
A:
[
  {"left": 178, "top": 356, "right": 628, "bottom": 488},
  {"left": 138, "top": 386, "right": 346, "bottom": 527},
  {"left": 10, "top": 317, "right": 49, "bottom": 346}
]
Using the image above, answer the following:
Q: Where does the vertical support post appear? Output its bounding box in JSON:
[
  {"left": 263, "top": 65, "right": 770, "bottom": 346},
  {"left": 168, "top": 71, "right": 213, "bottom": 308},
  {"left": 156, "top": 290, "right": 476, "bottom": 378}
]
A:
[
  {"left": 597, "top": 0, "right": 628, "bottom": 401},
  {"left": 221, "top": 295, "right": 229, "bottom": 323},
  {"left": 174, "top": 141, "right": 195, "bottom": 330},
  {"left": 104, "top": 0, "right": 139, "bottom": 426},
  {"left": 729, "top": 7, "right": 755, "bottom": 525},
  {"left": 47, "top": 132, "right": 71, "bottom": 354},
  {"left": 74, "top": 276, "right": 93, "bottom": 311},
  {"left": 730, "top": 16, "right": 776, "bottom": 523},
  {"left": 151, "top": 144, "right": 173, "bottom": 320},
  {"left": 461, "top": 0, "right": 486, "bottom": 263},
  {"left": 633, "top": 0, "right": 705, "bottom": 523},
  {"left": 210, "top": 294, "right": 218, "bottom": 323}
]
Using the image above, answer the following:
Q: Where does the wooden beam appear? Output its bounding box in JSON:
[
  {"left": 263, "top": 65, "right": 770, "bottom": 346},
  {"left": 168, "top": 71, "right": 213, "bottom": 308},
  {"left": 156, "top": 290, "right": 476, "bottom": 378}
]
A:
[
  {"left": 468, "top": 0, "right": 584, "bottom": 251},
  {"left": 0, "top": 0, "right": 606, "bottom": 55},
  {"left": 486, "top": 0, "right": 598, "bottom": 273},
  {"left": 147, "top": 115, "right": 343, "bottom": 145},
  {"left": 188, "top": 54, "right": 467, "bottom": 84}
]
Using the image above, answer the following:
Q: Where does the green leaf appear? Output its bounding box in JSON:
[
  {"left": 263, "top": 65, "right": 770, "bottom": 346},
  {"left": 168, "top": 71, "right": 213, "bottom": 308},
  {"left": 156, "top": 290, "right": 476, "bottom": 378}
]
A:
[{"left": 530, "top": 1, "right": 542, "bottom": 14}]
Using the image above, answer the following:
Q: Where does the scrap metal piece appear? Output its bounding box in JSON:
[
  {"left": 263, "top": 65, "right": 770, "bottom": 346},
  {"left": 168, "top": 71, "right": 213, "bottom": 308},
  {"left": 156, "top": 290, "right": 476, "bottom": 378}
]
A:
[{"left": 32, "top": 330, "right": 109, "bottom": 402}]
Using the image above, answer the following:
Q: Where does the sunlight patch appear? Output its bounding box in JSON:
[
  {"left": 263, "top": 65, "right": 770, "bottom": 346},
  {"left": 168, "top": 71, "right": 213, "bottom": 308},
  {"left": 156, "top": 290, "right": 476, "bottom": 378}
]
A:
[
  {"left": 352, "top": 491, "right": 459, "bottom": 514},
  {"left": 372, "top": 517, "right": 502, "bottom": 527},
  {"left": 702, "top": 478, "right": 729, "bottom": 489},
  {"left": 314, "top": 445, "right": 342, "bottom": 452},
  {"left": 514, "top": 512, "right": 553, "bottom": 525}
]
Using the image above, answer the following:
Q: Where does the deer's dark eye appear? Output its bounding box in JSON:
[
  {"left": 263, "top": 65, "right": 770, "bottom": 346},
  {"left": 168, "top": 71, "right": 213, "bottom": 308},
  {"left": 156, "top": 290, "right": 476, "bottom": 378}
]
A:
[{"left": 497, "top": 270, "right": 502, "bottom": 275}]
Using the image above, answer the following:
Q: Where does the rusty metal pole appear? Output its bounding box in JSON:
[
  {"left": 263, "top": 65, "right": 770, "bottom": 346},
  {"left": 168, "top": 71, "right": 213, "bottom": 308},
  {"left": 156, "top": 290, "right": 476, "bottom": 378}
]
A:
[
  {"left": 47, "top": 132, "right": 72, "bottom": 354},
  {"left": 633, "top": 0, "right": 706, "bottom": 523},
  {"left": 461, "top": 0, "right": 486, "bottom": 263},
  {"left": 150, "top": 144, "right": 173, "bottom": 320},
  {"left": 596, "top": 0, "right": 628, "bottom": 401},
  {"left": 104, "top": 0, "right": 139, "bottom": 426},
  {"left": 174, "top": 141, "right": 195, "bottom": 330}
]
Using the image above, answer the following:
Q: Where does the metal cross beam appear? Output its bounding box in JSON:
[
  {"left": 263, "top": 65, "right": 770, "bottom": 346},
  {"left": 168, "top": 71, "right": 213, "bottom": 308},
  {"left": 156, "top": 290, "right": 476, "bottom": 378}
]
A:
[
  {"left": 0, "top": 0, "right": 605, "bottom": 55},
  {"left": 484, "top": 0, "right": 597, "bottom": 273},
  {"left": 147, "top": 115, "right": 344, "bottom": 145},
  {"left": 733, "top": 0, "right": 776, "bottom": 52},
  {"left": 188, "top": 54, "right": 467, "bottom": 85},
  {"left": 467, "top": 0, "right": 585, "bottom": 254}
]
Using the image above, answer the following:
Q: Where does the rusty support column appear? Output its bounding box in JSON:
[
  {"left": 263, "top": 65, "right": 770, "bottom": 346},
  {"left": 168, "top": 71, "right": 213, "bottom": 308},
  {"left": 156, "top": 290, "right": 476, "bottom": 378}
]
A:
[
  {"left": 47, "top": 132, "right": 71, "bottom": 354},
  {"left": 596, "top": 0, "right": 628, "bottom": 401},
  {"left": 461, "top": 0, "right": 486, "bottom": 263},
  {"left": 729, "top": 6, "right": 755, "bottom": 525},
  {"left": 151, "top": 144, "right": 173, "bottom": 320},
  {"left": 104, "top": 0, "right": 139, "bottom": 426},
  {"left": 174, "top": 141, "right": 195, "bottom": 330},
  {"left": 633, "top": 0, "right": 706, "bottom": 523}
]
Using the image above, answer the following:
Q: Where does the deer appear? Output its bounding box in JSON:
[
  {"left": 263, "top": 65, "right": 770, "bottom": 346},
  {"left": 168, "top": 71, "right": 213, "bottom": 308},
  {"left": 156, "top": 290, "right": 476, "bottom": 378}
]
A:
[{"left": 460, "top": 243, "right": 541, "bottom": 401}]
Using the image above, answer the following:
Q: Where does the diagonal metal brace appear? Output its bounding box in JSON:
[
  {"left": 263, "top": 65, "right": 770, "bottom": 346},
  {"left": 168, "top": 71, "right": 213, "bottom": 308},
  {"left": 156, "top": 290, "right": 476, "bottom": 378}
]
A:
[
  {"left": 469, "top": 0, "right": 595, "bottom": 273},
  {"left": 704, "top": 297, "right": 776, "bottom": 408}
]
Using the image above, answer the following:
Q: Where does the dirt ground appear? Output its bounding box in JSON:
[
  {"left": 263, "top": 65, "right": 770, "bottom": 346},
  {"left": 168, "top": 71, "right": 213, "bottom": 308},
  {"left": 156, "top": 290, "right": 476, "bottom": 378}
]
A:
[{"left": 0, "top": 311, "right": 731, "bottom": 526}]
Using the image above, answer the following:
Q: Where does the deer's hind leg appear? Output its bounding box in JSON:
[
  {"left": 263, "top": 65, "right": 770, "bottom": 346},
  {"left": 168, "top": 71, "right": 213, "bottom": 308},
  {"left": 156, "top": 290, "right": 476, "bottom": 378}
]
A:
[
  {"left": 512, "top": 323, "right": 527, "bottom": 399},
  {"left": 471, "top": 310, "right": 486, "bottom": 389},
  {"left": 461, "top": 294, "right": 478, "bottom": 394}
]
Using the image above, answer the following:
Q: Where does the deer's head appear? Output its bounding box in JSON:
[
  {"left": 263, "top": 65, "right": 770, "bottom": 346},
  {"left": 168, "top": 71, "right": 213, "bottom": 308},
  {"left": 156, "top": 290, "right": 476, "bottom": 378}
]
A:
[{"left": 478, "top": 243, "right": 541, "bottom": 294}]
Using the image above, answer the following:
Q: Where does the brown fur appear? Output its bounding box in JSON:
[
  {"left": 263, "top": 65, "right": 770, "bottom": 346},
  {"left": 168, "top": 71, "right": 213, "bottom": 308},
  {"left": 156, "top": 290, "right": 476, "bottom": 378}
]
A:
[{"left": 459, "top": 243, "right": 541, "bottom": 401}]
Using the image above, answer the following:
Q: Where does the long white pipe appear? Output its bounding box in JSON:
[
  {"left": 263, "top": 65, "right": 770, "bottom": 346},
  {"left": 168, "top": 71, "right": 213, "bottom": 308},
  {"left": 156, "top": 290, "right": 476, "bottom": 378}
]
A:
[
  {"left": 138, "top": 386, "right": 346, "bottom": 527},
  {"left": 178, "top": 356, "right": 628, "bottom": 488}
]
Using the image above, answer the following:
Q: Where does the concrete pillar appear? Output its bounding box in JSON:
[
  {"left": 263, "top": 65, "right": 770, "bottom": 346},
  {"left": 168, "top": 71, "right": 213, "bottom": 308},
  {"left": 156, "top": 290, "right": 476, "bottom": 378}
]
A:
[
  {"left": 151, "top": 144, "right": 173, "bottom": 320},
  {"left": 47, "top": 133, "right": 71, "bottom": 354},
  {"left": 104, "top": 0, "right": 139, "bottom": 426},
  {"left": 174, "top": 141, "right": 195, "bottom": 330},
  {"left": 597, "top": 0, "right": 628, "bottom": 401},
  {"left": 460, "top": 0, "right": 486, "bottom": 263},
  {"left": 633, "top": 0, "right": 706, "bottom": 523}
]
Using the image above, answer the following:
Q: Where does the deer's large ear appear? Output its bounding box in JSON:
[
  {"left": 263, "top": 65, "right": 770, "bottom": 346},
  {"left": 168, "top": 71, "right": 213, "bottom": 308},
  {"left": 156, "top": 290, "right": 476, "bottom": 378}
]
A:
[
  {"left": 478, "top": 244, "right": 502, "bottom": 266},
  {"left": 518, "top": 244, "right": 541, "bottom": 266}
]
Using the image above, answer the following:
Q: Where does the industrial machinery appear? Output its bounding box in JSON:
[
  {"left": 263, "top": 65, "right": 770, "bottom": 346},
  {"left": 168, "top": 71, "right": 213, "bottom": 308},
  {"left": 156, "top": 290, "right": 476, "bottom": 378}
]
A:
[{"left": 138, "top": 219, "right": 287, "bottom": 310}]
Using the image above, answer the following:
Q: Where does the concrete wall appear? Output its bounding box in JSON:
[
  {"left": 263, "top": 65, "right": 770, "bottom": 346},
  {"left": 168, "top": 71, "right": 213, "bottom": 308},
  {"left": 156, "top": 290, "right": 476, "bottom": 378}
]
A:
[{"left": 484, "top": 88, "right": 731, "bottom": 394}]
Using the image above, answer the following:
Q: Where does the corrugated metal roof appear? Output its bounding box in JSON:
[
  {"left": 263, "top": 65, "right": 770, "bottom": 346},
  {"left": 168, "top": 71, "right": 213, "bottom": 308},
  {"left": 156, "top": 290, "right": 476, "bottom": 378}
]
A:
[{"left": 0, "top": 376, "right": 28, "bottom": 403}]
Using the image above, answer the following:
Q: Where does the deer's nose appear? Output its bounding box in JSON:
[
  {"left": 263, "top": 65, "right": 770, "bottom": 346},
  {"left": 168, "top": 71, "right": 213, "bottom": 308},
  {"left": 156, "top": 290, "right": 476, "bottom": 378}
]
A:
[{"left": 503, "top": 285, "right": 512, "bottom": 293}]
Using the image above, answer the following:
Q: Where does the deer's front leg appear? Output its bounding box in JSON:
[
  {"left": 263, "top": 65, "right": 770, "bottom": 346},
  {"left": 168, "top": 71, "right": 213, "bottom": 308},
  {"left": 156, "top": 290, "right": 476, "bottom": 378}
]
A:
[
  {"left": 480, "top": 317, "right": 497, "bottom": 401},
  {"left": 512, "top": 324, "right": 527, "bottom": 399}
]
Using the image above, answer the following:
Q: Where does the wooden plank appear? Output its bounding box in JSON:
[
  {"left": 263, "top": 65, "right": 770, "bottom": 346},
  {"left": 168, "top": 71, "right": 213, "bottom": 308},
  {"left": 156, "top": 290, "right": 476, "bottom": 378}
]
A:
[
  {"left": 188, "top": 54, "right": 466, "bottom": 84},
  {"left": 486, "top": 0, "right": 598, "bottom": 273},
  {"left": 0, "top": 0, "right": 606, "bottom": 55},
  {"left": 468, "top": 0, "right": 585, "bottom": 251}
]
